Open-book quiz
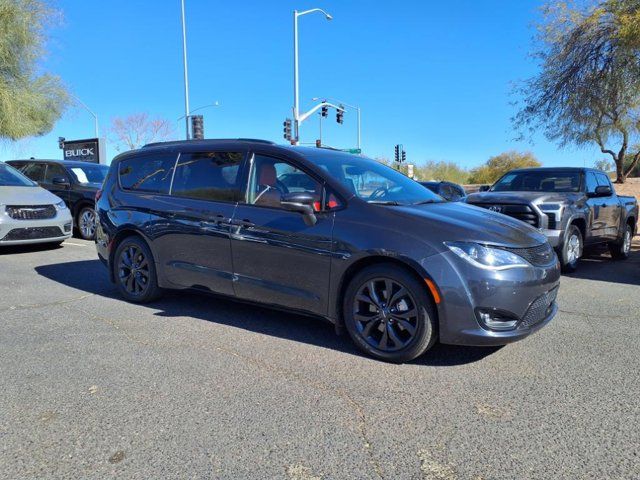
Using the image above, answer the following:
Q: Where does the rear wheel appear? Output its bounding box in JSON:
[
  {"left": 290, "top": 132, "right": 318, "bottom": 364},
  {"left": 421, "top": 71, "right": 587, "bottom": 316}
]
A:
[
  {"left": 343, "top": 264, "right": 437, "bottom": 363},
  {"left": 609, "top": 223, "right": 633, "bottom": 260},
  {"left": 77, "top": 206, "right": 97, "bottom": 240},
  {"left": 560, "top": 225, "right": 583, "bottom": 273},
  {"left": 113, "top": 236, "right": 162, "bottom": 303}
]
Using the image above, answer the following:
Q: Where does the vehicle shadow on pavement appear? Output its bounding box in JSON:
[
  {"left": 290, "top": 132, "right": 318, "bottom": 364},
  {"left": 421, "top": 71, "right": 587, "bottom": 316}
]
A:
[
  {"left": 36, "top": 259, "right": 502, "bottom": 366},
  {"left": 566, "top": 242, "right": 640, "bottom": 286},
  {"left": 0, "top": 243, "right": 64, "bottom": 255}
]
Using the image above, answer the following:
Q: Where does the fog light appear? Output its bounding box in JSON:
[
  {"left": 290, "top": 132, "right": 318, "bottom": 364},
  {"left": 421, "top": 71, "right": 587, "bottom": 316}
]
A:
[
  {"left": 63, "top": 222, "right": 72, "bottom": 233},
  {"left": 476, "top": 308, "right": 519, "bottom": 331}
]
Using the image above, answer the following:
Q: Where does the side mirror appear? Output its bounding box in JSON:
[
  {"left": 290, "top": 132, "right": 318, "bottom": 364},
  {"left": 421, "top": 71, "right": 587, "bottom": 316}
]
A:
[
  {"left": 52, "top": 176, "right": 70, "bottom": 187},
  {"left": 478, "top": 185, "right": 490, "bottom": 192},
  {"left": 281, "top": 192, "right": 317, "bottom": 226},
  {"left": 590, "top": 185, "right": 612, "bottom": 197}
]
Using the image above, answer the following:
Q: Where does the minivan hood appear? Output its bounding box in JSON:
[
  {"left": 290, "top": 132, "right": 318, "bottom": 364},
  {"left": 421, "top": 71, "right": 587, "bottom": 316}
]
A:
[
  {"left": 467, "top": 191, "right": 581, "bottom": 205},
  {"left": 0, "top": 185, "right": 62, "bottom": 205},
  {"left": 392, "top": 202, "right": 547, "bottom": 248}
]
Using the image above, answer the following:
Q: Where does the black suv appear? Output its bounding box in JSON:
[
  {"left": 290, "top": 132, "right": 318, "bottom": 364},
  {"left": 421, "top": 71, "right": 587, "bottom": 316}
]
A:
[
  {"left": 7, "top": 159, "right": 109, "bottom": 240},
  {"left": 95, "top": 139, "right": 561, "bottom": 362}
]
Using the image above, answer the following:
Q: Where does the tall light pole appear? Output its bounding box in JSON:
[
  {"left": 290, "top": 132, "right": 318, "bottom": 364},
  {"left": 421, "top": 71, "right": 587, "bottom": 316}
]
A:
[
  {"left": 70, "top": 94, "right": 99, "bottom": 138},
  {"left": 313, "top": 97, "right": 361, "bottom": 150},
  {"left": 180, "top": 0, "right": 191, "bottom": 140},
  {"left": 293, "top": 8, "right": 332, "bottom": 145}
]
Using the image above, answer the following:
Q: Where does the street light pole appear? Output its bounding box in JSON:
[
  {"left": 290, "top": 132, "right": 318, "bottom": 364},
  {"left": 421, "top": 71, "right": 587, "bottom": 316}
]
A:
[
  {"left": 292, "top": 8, "right": 332, "bottom": 145},
  {"left": 180, "top": 0, "right": 191, "bottom": 140},
  {"left": 70, "top": 94, "right": 99, "bottom": 138}
]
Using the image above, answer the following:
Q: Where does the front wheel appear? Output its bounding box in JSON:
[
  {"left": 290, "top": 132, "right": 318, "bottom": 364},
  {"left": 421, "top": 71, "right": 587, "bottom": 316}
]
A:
[
  {"left": 343, "top": 265, "right": 437, "bottom": 363},
  {"left": 560, "top": 225, "right": 583, "bottom": 273},
  {"left": 77, "top": 206, "right": 97, "bottom": 240},
  {"left": 113, "top": 237, "right": 162, "bottom": 303},
  {"left": 609, "top": 224, "right": 633, "bottom": 260}
]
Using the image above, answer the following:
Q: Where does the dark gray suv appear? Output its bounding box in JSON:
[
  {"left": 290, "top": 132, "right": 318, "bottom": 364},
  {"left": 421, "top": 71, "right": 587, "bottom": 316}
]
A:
[{"left": 96, "top": 139, "right": 560, "bottom": 362}]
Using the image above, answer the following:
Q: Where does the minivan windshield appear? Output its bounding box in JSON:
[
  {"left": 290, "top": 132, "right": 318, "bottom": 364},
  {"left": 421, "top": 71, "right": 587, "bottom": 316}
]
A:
[
  {"left": 491, "top": 171, "right": 582, "bottom": 193},
  {"left": 68, "top": 164, "right": 109, "bottom": 185},
  {"left": 0, "top": 162, "right": 36, "bottom": 187},
  {"left": 311, "top": 153, "right": 443, "bottom": 205}
]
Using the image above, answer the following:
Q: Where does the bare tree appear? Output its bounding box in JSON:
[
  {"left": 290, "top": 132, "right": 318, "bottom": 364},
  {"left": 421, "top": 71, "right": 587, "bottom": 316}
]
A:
[
  {"left": 108, "top": 113, "right": 175, "bottom": 152},
  {"left": 513, "top": 0, "right": 640, "bottom": 183}
]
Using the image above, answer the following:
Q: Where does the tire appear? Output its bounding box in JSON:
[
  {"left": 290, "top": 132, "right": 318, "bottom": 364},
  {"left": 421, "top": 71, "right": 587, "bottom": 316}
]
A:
[
  {"left": 113, "top": 236, "right": 162, "bottom": 303},
  {"left": 76, "top": 206, "right": 97, "bottom": 240},
  {"left": 560, "top": 225, "right": 583, "bottom": 273},
  {"left": 343, "top": 264, "right": 437, "bottom": 363},
  {"left": 609, "top": 223, "right": 633, "bottom": 260}
]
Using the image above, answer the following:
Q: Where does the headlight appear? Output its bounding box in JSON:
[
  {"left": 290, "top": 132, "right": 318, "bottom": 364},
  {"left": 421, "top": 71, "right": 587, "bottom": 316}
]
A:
[
  {"left": 55, "top": 201, "right": 67, "bottom": 210},
  {"left": 445, "top": 242, "right": 529, "bottom": 270}
]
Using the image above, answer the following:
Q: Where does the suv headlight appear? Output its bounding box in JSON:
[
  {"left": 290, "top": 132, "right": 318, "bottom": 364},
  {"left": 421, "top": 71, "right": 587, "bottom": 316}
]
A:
[
  {"left": 55, "top": 201, "right": 67, "bottom": 210},
  {"left": 445, "top": 242, "right": 529, "bottom": 270}
]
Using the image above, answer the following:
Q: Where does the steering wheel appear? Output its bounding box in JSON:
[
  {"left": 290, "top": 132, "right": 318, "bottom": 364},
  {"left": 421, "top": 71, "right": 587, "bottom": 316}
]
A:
[
  {"left": 275, "top": 179, "right": 290, "bottom": 195},
  {"left": 369, "top": 186, "right": 388, "bottom": 201}
]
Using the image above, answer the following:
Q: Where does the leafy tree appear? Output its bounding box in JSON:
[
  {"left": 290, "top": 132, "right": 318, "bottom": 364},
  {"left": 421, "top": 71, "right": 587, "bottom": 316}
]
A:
[
  {"left": 0, "top": 0, "right": 68, "bottom": 140},
  {"left": 415, "top": 161, "right": 470, "bottom": 184},
  {"left": 594, "top": 158, "right": 613, "bottom": 171},
  {"left": 468, "top": 151, "right": 541, "bottom": 184},
  {"left": 108, "top": 113, "right": 175, "bottom": 151},
  {"left": 513, "top": 0, "right": 640, "bottom": 183}
]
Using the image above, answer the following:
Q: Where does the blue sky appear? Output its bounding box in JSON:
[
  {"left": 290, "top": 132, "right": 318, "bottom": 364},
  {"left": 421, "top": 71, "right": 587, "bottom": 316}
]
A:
[{"left": 1, "top": 0, "right": 605, "bottom": 168}]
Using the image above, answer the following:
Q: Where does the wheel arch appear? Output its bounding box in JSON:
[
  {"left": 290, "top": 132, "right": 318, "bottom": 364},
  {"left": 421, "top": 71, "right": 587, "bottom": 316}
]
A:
[
  {"left": 333, "top": 255, "right": 441, "bottom": 329},
  {"left": 569, "top": 216, "right": 587, "bottom": 240}
]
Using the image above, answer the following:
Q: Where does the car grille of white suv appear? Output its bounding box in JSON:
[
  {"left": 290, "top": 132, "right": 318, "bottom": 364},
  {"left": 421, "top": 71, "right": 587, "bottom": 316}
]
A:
[{"left": 5, "top": 205, "right": 56, "bottom": 220}]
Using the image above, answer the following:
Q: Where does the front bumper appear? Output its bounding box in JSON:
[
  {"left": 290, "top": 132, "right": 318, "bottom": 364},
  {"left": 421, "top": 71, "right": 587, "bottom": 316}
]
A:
[
  {"left": 423, "top": 249, "right": 561, "bottom": 346},
  {"left": 0, "top": 210, "right": 73, "bottom": 245}
]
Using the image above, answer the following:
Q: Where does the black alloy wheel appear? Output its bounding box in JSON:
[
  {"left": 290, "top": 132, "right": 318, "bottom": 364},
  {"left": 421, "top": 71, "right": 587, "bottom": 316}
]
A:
[
  {"left": 113, "top": 237, "right": 162, "bottom": 303},
  {"left": 344, "top": 264, "right": 437, "bottom": 363}
]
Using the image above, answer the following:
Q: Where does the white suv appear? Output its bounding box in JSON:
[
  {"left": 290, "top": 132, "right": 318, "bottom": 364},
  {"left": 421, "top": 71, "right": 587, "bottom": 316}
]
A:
[{"left": 0, "top": 162, "right": 72, "bottom": 246}]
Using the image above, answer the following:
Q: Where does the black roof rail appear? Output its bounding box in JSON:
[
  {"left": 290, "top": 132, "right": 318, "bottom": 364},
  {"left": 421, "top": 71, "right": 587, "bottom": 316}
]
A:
[{"left": 142, "top": 138, "right": 276, "bottom": 149}]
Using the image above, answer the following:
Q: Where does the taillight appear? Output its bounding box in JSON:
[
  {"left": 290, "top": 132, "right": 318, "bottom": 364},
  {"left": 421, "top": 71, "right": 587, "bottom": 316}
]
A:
[{"left": 95, "top": 189, "right": 103, "bottom": 202}]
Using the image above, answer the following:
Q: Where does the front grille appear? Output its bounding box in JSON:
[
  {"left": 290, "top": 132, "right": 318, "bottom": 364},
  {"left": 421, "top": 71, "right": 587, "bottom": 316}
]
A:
[
  {"left": 520, "top": 287, "right": 558, "bottom": 328},
  {"left": 1, "top": 226, "right": 64, "bottom": 241},
  {"left": 501, "top": 242, "right": 556, "bottom": 267},
  {"left": 545, "top": 213, "right": 557, "bottom": 230},
  {"left": 475, "top": 203, "right": 539, "bottom": 227},
  {"left": 6, "top": 205, "right": 56, "bottom": 220}
]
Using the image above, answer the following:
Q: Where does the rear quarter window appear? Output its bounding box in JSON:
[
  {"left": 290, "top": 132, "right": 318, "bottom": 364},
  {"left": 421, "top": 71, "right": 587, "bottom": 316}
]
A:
[{"left": 118, "top": 153, "right": 178, "bottom": 194}]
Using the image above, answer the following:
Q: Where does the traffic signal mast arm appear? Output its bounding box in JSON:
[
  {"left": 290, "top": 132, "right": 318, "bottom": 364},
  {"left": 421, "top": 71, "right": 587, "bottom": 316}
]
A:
[{"left": 298, "top": 101, "right": 343, "bottom": 124}]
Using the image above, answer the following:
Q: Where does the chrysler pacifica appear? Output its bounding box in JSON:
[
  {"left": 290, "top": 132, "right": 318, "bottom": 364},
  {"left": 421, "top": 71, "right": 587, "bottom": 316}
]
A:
[{"left": 96, "top": 139, "right": 560, "bottom": 362}]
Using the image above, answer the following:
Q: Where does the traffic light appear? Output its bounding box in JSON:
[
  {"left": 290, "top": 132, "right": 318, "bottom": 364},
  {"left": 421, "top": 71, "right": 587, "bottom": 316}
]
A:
[
  {"left": 321, "top": 105, "right": 328, "bottom": 118},
  {"left": 394, "top": 145, "right": 400, "bottom": 162},
  {"left": 402, "top": 150, "right": 406, "bottom": 163},
  {"left": 336, "top": 106, "right": 344, "bottom": 124},
  {"left": 58, "top": 137, "right": 65, "bottom": 149},
  {"left": 283, "top": 118, "right": 292, "bottom": 141},
  {"left": 191, "top": 115, "right": 204, "bottom": 140}
]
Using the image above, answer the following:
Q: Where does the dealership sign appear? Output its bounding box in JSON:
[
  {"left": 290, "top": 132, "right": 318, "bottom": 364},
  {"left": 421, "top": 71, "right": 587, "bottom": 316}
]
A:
[{"left": 61, "top": 138, "right": 105, "bottom": 164}]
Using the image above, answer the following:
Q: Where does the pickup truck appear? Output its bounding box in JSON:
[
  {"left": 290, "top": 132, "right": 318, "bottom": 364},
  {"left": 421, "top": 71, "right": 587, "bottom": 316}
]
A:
[{"left": 466, "top": 167, "right": 638, "bottom": 271}]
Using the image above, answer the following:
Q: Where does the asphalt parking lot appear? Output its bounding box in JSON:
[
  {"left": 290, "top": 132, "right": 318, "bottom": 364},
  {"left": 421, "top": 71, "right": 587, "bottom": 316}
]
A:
[{"left": 1, "top": 239, "right": 639, "bottom": 479}]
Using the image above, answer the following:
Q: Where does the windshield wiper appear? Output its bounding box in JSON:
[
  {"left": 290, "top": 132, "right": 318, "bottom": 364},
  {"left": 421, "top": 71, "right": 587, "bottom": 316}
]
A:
[
  {"left": 368, "top": 200, "right": 403, "bottom": 206},
  {"left": 413, "top": 199, "right": 439, "bottom": 205}
]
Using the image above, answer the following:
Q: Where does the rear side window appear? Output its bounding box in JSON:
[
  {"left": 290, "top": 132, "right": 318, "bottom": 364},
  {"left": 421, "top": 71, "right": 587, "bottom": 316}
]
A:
[
  {"left": 119, "top": 153, "right": 177, "bottom": 194},
  {"left": 171, "top": 151, "right": 244, "bottom": 202}
]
